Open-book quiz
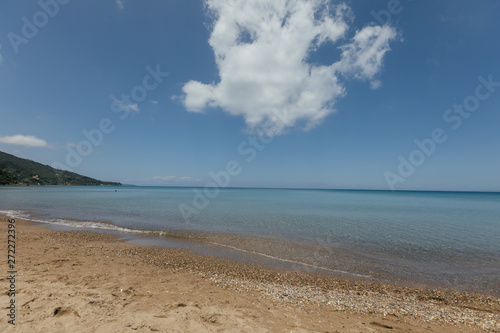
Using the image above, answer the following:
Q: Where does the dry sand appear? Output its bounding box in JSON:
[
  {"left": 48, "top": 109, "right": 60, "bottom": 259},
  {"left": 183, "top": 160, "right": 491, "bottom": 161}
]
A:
[{"left": 0, "top": 217, "right": 498, "bottom": 332}]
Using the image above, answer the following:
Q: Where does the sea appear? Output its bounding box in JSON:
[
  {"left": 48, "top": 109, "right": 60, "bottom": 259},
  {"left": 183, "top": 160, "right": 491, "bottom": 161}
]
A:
[{"left": 1, "top": 186, "right": 499, "bottom": 296}]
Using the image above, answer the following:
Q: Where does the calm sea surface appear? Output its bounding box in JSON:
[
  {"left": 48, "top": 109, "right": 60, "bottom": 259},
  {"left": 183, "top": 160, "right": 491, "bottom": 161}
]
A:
[{"left": 1, "top": 186, "right": 499, "bottom": 296}]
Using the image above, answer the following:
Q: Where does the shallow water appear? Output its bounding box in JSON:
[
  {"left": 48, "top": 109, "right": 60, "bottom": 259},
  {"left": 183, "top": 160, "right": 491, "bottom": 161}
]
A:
[{"left": 1, "top": 186, "right": 499, "bottom": 296}]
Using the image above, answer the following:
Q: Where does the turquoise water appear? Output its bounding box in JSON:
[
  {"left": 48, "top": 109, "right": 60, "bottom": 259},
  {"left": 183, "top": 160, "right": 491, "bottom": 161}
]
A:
[{"left": 1, "top": 186, "right": 499, "bottom": 295}]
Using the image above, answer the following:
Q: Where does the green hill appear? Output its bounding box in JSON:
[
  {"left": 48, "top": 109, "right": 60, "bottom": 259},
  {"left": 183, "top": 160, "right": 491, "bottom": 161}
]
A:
[{"left": 0, "top": 150, "right": 121, "bottom": 186}]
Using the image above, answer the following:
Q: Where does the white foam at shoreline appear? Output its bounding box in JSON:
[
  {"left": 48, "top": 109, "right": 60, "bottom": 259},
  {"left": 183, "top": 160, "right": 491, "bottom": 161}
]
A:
[
  {"left": 0, "top": 210, "right": 25, "bottom": 218},
  {"left": 0, "top": 209, "right": 163, "bottom": 235}
]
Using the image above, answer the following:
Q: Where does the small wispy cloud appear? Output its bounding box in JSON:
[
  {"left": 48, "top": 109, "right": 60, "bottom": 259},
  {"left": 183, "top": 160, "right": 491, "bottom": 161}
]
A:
[
  {"left": 370, "top": 80, "right": 382, "bottom": 90},
  {"left": 153, "top": 176, "right": 202, "bottom": 182},
  {"left": 0, "top": 134, "right": 49, "bottom": 147},
  {"left": 150, "top": 100, "right": 159, "bottom": 105},
  {"left": 115, "top": 0, "right": 124, "bottom": 10},
  {"left": 109, "top": 95, "right": 140, "bottom": 113},
  {"left": 153, "top": 176, "right": 177, "bottom": 181}
]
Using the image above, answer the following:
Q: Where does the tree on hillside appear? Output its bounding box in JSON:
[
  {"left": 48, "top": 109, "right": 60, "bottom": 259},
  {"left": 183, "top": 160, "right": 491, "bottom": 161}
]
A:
[{"left": 0, "top": 163, "right": 13, "bottom": 185}]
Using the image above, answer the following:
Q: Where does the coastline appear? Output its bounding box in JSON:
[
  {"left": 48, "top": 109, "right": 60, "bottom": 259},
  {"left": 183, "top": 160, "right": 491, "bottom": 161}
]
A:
[{"left": 1, "top": 216, "right": 499, "bottom": 332}]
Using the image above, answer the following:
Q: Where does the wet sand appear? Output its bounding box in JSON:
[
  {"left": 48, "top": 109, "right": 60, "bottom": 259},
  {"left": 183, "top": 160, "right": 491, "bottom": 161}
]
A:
[{"left": 1, "top": 217, "right": 499, "bottom": 332}]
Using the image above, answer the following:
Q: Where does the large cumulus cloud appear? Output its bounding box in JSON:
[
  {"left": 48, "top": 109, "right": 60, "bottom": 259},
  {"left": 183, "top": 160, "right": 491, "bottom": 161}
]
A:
[{"left": 182, "top": 0, "right": 397, "bottom": 134}]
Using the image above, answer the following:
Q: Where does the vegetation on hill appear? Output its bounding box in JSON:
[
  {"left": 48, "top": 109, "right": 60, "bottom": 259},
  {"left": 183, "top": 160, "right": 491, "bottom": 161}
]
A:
[{"left": 0, "top": 151, "right": 121, "bottom": 186}]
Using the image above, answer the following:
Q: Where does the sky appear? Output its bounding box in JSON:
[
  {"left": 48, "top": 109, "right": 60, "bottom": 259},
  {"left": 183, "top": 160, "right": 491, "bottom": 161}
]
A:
[{"left": 0, "top": 0, "right": 499, "bottom": 191}]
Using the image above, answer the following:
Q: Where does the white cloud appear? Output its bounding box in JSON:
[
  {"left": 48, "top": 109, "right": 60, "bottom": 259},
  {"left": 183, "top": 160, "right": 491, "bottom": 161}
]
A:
[
  {"left": 0, "top": 134, "right": 49, "bottom": 147},
  {"left": 153, "top": 176, "right": 178, "bottom": 181},
  {"left": 182, "top": 0, "right": 397, "bottom": 134},
  {"left": 150, "top": 100, "right": 159, "bottom": 105},
  {"left": 153, "top": 176, "right": 202, "bottom": 182},
  {"left": 370, "top": 80, "right": 382, "bottom": 90},
  {"left": 115, "top": 0, "right": 124, "bottom": 10},
  {"left": 335, "top": 25, "right": 397, "bottom": 79},
  {"left": 110, "top": 95, "right": 140, "bottom": 113}
]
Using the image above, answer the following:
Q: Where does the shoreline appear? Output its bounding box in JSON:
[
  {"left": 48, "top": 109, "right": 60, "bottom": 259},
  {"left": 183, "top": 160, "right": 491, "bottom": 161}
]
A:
[
  {"left": 1, "top": 216, "right": 499, "bottom": 332},
  {"left": 3, "top": 208, "right": 498, "bottom": 298}
]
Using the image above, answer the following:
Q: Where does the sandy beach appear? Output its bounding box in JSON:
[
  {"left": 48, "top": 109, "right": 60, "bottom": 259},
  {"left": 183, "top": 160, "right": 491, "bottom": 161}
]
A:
[{"left": 1, "top": 216, "right": 498, "bottom": 332}]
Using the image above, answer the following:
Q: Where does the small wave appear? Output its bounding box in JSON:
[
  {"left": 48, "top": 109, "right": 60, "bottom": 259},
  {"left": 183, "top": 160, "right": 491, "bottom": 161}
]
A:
[
  {"left": 0, "top": 210, "right": 26, "bottom": 219},
  {"left": 209, "top": 241, "right": 372, "bottom": 278},
  {"left": 0, "top": 209, "right": 173, "bottom": 236}
]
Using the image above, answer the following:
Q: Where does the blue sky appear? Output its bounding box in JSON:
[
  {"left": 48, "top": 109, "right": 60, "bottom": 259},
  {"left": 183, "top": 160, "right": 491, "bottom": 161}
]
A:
[{"left": 0, "top": 0, "right": 499, "bottom": 191}]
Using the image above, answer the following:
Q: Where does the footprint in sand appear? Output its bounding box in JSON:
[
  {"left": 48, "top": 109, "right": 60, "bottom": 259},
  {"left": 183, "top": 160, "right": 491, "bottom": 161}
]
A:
[{"left": 53, "top": 307, "right": 80, "bottom": 318}]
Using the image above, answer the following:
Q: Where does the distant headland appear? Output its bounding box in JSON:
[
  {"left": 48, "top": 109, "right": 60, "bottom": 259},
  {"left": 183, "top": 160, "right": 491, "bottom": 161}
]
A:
[{"left": 0, "top": 150, "right": 121, "bottom": 186}]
